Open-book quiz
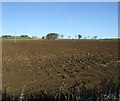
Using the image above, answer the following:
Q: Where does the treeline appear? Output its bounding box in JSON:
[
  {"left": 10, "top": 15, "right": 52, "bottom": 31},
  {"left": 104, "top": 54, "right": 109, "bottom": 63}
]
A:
[
  {"left": 2, "top": 35, "right": 30, "bottom": 38},
  {"left": 1, "top": 33, "right": 98, "bottom": 39}
]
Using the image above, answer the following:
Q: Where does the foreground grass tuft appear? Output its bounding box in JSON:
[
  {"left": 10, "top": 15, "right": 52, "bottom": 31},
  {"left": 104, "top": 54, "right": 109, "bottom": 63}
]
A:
[{"left": 2, "top": 83, "right": 119, "bottom": 101}]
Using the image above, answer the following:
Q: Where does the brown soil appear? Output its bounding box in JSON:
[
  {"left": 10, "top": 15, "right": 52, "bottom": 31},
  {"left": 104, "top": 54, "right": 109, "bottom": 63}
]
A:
[{"left": 2, "top": 39, "right": 119, "bottom": 98}]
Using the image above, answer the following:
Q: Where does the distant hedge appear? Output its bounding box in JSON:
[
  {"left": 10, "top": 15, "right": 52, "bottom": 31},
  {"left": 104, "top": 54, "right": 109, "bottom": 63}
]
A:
[{"left": 2, "top": 37, "right": 32, "bottom": 40}]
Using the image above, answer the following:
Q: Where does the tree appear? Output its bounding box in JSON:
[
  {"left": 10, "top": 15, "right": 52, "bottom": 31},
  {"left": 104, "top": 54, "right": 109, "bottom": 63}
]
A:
[
  {"left": 32, "top": 36, "right": 36, "bottom": 38},
  {"left": 42, "top": 36, "right": 45, "bottom": 39},
  {"left": 21, "top": 35, "right": 29, "bottom": 37},
  {"left": 78, "top": 35, "right": 82, "bottom": 39},
  {"left": 92, "top": 36, "right": 97, "bottom": 39},
  {"left": 46, "top": 33, "right": 58, "bottom": 39},
  {"left": 94, "top": 36, "right": 97, "bottom": 39},
  {"left": 2, "top": 35, "right": 12, "bottom": 38},
  {"left": 68, "top": 36, "right": 71, "bottom": 39}
]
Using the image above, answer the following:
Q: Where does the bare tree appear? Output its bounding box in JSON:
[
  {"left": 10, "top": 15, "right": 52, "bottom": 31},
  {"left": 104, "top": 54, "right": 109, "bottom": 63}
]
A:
[{"left": 75, "top": 36, "right": 77, "bottom": 39}]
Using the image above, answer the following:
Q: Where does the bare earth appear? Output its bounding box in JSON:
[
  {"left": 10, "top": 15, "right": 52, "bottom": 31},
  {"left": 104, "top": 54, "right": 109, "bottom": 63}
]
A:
[{"left": 2, "top": 39, "right": 119, "bottom": 98}]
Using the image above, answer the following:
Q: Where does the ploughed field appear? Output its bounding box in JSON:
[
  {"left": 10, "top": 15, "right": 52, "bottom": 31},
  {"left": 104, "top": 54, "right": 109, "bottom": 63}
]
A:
[{"left": 2, "top": 39, "right": 119, "bottom": 99}]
